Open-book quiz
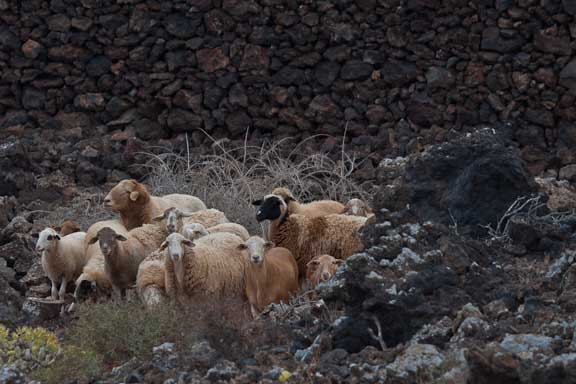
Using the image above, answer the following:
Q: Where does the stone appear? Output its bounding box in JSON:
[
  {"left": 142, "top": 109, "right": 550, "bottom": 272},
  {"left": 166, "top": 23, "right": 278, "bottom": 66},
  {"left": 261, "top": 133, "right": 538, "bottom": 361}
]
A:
[
  {"left": 22, "top": 297, "right": 65, "bottom": 321},
  {"left": 47, "top": 14, "right": 70, "bottom": 32},
  {"left": 74, "top": 93, "right": 106, "bottom": 111},
  {"left": 526, "top": 109, "right": 554, "bottom": 127},
  {"left": 22, "top": 87, "right": 45, "bottom": 110},
  {"left": 563, "top": 0, "right": 576, "bottom": 15},
  {"left": 481, "top": 27, "right": 525, "bottom": 53},
  {"left": 173, "top": 90, "right": 203, "bottom": 113},
  {"left": 534, "top": 31, "right": 572, "bottom": 56},
  {"left": 273, "top": 66, "right": 305, "bottom": 85},
  {"left": 380, "top": 62, "right": 418, "bottom": 86},
  {"left": 48, "top": 45, "right": 90, "bottom": 61},
  {"left": 229, "top": 83, "right": 248, "bottom": 107},
  {"left": 560, "top": 59, "right": 576, "bottom": 93},
  {"left": 196, "top": 48, "right": 229, "bottom": 73},
  {"left": 240, "top": 44, "right": 269, "bottom": 70},
  {"left": 0, "top": 26, "right": 20, "bottom": 51},
  {"left": 560, "top": 165, "right": 576, "bottom": 182},
  {"left": 315, "top": 61, "right": 340, "bottom": 87},
  {"left": 387, "top": 26, "right": 408, "bottom": 47},
  {"left": 164, "top": 13, "right": 200, "bottom": 39},
  {"left": 308, "top": 95, "right": 340, "bottom": 115},
  {"left": 133, "top": 118, "right": 163, "bottom": 140},
  {"left": 166, "top": 109, "right": 203, "bottom": 132},
  {"left": 204, "top": 360, "right": 239, "bottom": 382},
  {"left": 188, "top": 341, "right": 219, "bottom": 369},
  {"left": 500, "top": 334, "right": 553, "bottom": 359},
  {"left": 0, "top": 196, "right": 17, "bottom": 228},
  {"left": 340, "top": 60, "right": 373, "bottom": 81},
  {"left": 86, "top": 55, "right": 112, "bottom": 77},
  {"left": 21, "top": 39, "right": 44, "bottom": 59},
  {"left": 225, "top": 111, "right": 252, "bottom": 136},
  {"left": 426, "top": 66, "right": 454, "bottom": 88},
  {"left": 387, "top": 344, "right": 445, "bottom": 380},
  {"left": 204, "top": 10, "right": 235, "bottom": 34},
  {"left": 0, "top": 258, "right": 22, "bottom": 327}
]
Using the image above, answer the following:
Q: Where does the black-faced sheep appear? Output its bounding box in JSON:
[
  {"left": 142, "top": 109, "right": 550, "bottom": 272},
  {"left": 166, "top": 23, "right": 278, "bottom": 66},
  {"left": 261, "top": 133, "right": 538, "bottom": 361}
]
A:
[
  {"left": 34, "top": 228, "right": 87, "bottom": 301},
  {"left": 253, "top": 194, "right": 367, "bottom": 276},
  {"left": 238, "top": 236, "right": 299, "bottom": 318},
  {"left": 270, "top": 187, "right": 345, "bottom": 217},
  {"left": 104, "top": 179, "right": 206, "bottom": 230}
]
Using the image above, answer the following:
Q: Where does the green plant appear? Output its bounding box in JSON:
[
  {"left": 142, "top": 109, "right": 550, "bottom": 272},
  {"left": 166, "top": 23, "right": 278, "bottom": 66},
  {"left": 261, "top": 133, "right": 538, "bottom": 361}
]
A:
[{"left": 0, "top": 324, "right": 60, "bottom": 373}]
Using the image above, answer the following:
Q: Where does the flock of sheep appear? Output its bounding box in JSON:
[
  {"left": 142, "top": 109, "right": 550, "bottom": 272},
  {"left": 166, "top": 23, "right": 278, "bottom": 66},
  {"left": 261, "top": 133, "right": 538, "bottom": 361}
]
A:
[{"left": 33, "top": 179, "right": 374, "bottom": 317}]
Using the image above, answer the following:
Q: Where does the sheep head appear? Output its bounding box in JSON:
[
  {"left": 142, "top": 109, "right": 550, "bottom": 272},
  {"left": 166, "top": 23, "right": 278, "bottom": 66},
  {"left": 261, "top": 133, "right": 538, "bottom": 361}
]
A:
[
  {"left": 182, "top": 223, "right": 209, "bottom": 241},
  {"left": 160, "top": 232, "right": 194, "bottom": 264},
  {"left": 252, "top": 194, "right": 288, "bottom": 222},
  {"left": 34, "top": 228, "right": 61, "bottom": 253},
  {"left": 57, "top": 220, "right": 81, "bottom": 236},
  {"left": 343, "top": 198, "right": 373, "bottom": 217},
  {"left": 88, "top": 227, "right": 127, "bottom": 258},
  {"left": 238, "top": 236, "right": 274, "bottom": 265},
  {"left": 306, "top": 254, "right": 343, "bottom": 288},
  {"left": 270, "top": 187, "right": 296, "bottom": 203},
  {"left": 153, "top": 207, "right": 194, "bottom": 233},
  {"left": 104, "top": 179, "right": 150, "bottom": 212}
]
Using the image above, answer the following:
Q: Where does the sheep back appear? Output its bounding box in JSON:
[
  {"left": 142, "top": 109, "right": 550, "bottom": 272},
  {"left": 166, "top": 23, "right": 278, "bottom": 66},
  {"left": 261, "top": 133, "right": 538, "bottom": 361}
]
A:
[
  {"left": 182, "top": 208, "right": 229, "bottom": 228},
  {"left": 162, "top": 194, "right": 206, "bottom": 213},
  {"left": 136, "top": 249, "right": 166, "bottom": 306},
  {"left": 208, "top": 223, "right": 250, "bottom": 241}
]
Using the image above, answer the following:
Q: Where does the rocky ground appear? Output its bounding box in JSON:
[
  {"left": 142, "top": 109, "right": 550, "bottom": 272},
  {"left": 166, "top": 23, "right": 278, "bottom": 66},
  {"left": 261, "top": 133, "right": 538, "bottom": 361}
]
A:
[{"left": 3, "top": 128, "right": 576, "bottom": 383}]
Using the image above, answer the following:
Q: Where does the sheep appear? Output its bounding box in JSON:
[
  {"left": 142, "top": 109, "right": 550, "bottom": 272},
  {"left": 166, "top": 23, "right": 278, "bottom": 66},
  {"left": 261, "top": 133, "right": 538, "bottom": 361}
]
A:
[
  {"left": 104, "top": 179, "right": 207, "bottom": 230},
  {"left": 306, "top": 254, "right": 343, "bottom": 289},
  {"left": 73, "top": 219, "right": 127, "bottom": 303},
  {"left": 136, "top": 249, "right": 167, "bottom": 308},
  {"left": 182, "top": 222, "right": 250, "bottom": 241},
  {"left": 34, "top": 228, "right": 87, "bottom": 301},
  {"left": 88, "top": 223, "right": 167, "bottom": 297},
  {"left": 53, "top": 219, "right": 81, "bottom": 236},
  {"left": 238, "top": 236, "right": 299, "bottom": 318},
  {"left": 270, "top": 187, "right": 345, "bottom": 217},
  {"left": 342, "top": 198, "right": 375, "bottom": 219},
  {"left": 160, "top": 232, "right": 247, "bottom": 304},
  {"left": 253, "top": 194, "right": 367, "bottom": 276},
  {"left": 152, "top": 207, "right": 229, "bottom": 234}
]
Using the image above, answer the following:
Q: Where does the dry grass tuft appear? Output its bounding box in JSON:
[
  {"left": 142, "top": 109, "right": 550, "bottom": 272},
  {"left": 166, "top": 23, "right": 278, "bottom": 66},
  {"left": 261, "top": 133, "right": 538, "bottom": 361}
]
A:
[{"left": 140, "top": 134, "right": 369, "bottom": 233}]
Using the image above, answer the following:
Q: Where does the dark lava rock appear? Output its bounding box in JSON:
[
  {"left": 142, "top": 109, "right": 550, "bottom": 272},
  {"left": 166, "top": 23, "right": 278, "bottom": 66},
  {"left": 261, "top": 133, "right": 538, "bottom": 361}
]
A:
[
  {"left": 379, "top": 128, "right": 538, "bottom": 235},
  {"left": 0, "top": 258, "right": 23, "bottom": 327},
  {"left": 86, "top": 55, "right": 112, "bottom": 77},
  {"left": 340, "top": 60, "right": 373, "bottom": 81}
]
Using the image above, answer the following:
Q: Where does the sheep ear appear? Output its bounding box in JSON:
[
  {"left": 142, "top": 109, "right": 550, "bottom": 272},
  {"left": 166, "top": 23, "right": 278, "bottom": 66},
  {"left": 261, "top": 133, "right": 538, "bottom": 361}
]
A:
[
  {"left": 88, "top": 236, "right": 99, "bottom": 245},
  {"left": 115, "top": 234, "right": 128, "bottom": 241},
  {"left": 182, "top": 239, "right": 195, "bottom": 248},
  {"left": 252, "top": 199, "right": 263, "bottom": 206},
  {"left": 129, "top": 191, "right": 140, "bottom": 202},
  {"left": 159, "top": 241, "right": 168, "bottom": 251},
  {"left": 334, "top": 259, "right": 344, "bottom": 266},
  {"left": 31, "top": 233, "right": 39, "bottom": 239},
  {"left": 237, "top": 244, "right": 248, "bottom": 251},
  {"left": 53, "top": 226, "right": 62, "bottom": 232},
  {"left": 306, "top": 259, "right": 319, "bottom": 268},
  {"left": 48, "top": 234, "right": 61, "bottom": 241},
  {"left": 264, "top": 241, "right": 274, "bottom": 248},
  {"left": 152, "top": 215, "right": 165, "bottom": 222}
]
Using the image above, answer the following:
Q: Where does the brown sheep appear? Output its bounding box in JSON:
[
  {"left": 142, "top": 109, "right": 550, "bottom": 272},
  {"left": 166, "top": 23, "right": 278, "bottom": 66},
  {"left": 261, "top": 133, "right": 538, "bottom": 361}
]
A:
[
  {"left": 239, "top": 236, "right": 299, "bottom": 318},
  {"left": 306, "top": 254, "right": 343, "bottom": 289},
  {"left": 53, "top": 220, "right": 82, "bottom": 236},
  {"left": 136, "top": 249, "right": 166, "bottom": 308},
  {"left": 253, "top": 194, "right": 366, "bottom": 276},
  {"left": 342, "top": 198, "right": 375, "bottom": 218},
  {"left": 271, "top": 187, "right": 345, "bottom": 218},
  {"left": 104, "top": 179, "right": 206, "bottom": 230}
]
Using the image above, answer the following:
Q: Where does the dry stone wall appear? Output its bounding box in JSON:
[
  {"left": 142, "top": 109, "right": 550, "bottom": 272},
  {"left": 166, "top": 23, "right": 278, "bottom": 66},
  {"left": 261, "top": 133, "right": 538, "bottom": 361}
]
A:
[{"left": 1, "top": 0, "right": 576, "bottom": 196}]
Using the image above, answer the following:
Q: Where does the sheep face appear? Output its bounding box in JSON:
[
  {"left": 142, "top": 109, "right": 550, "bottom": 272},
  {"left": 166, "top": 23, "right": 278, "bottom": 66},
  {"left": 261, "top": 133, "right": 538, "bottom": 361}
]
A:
[
  {"left": 182, "top": 223, "right": 209, "bottom": 241},
  {"left": 344, "top": 198, "right": 372, "bottom": 217},
  {"left": 35, "top": 228, "right": 61, "bottom": 253},
  {"left": 252, "top": 194, "right": 287, "bottom": 222},
  {"left": 306, "top": 255, "right": 343, "bottom": 286},
  {"left": 104, "top": 179, "right": 147, "bottom": 212},
  {"left": 160, "top": 233, "right": 194, "bottom": 263},
  {"left": 88, "top": 227, "right": 127, "bottom": 257},
  {"left": 55, "top": 220, "right": 81, "bottom": 236},
  {"left": 238, "top": 236, "right": 273, "bottom": 265},
  {"left": 153, "top": 207, "right": 194, "bottom": 233}
]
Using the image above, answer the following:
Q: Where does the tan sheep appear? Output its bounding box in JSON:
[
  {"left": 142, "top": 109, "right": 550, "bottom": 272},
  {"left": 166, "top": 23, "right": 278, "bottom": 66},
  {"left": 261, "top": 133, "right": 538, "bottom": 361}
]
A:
[
  {"left": 104, "top": 179, "right": 206, "bottom": 230},
  {"left": 239, "top": 236, "right": 299, "bottom": 318},
  {"left": 52, "top": 219, "right": 82, "bottom": 236},
  {"left": 306, "top": 254, "right": 343, "bottom": 289},
  {"left": 182, "top": 222, "right": 250, "bottom": 241},
  {"left": 136, "top": 249, "right": 167, "bottom": 308},
  {"left": 160, "top": 232, "right": 247, "bottom": 304},
  {"left": 88, "top": 223, "right": 167, "bottom": 297},
  {"left": 33, "top": 228, "right": 88, "bottom": 301},
  {"left": 270, "top": 187, "right": 345, "bottom": 217},
  {"left": 342, "top": 198, "right": 375, "bottom": 219},
  {"left": 152, "top": 207, "right": 229, "bottom": 234},
  {"left": 73, "top": 219, "right": 127, "bottom": 303},
  {"left": 253, "top": 194, "right": 366, "bottom": 276}
]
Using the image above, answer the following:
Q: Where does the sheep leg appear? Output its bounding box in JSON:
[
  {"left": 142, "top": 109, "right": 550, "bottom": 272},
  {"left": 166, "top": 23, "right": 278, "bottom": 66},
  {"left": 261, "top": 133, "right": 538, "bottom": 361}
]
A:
[
  {"left": 58, "top": 277, "right": 67, "bottom": 301},
  {"left": 112, "top": 286, "right": 123, "bottom": 301},
  {"left": 251, "top": 305, "right": 260, "bottom": 320},
  {"left": 50, "top": 280, "right": 58, "bottom": 300}
]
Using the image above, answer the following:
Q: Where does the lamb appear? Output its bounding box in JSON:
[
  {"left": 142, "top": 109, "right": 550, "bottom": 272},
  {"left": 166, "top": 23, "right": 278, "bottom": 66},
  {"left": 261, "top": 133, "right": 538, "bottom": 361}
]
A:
[
  {"left": 88, "top": 223, "right": 167, "bottom": 297},
  {"left": 269, "top": 187, "right": 345, "bottom": 217},
  {"left": 104, "top": 179, "right": 206, "bottom": 230},
  {"left": 182, "top": 222, "right": 250, "bottom": 241},
  {"left": 53, "top": 219, "right": 81, "bottom": 236},
  {"left": 153, "top": 207, "right": 229, "bottom": 234},
  {"left": 160, "top": 232, "right": 247, "bottom": 304},
  {"left": 34, "top": 228, "right": 88, "bottom": 301},
  {"left": 342, "top": 198, "right": 375, "bottom": 219},
  {"left": 253, "top": 194, "right": 367, "bottom": 276},
  {"left": 74, "top": 219, "right": 127, "bottom": 303},
  {"left": 306, "top": 254, "right": 343, "bottom": 289},
  {"left": 238, "top": 236, "right": 299, "bottom": 318}
]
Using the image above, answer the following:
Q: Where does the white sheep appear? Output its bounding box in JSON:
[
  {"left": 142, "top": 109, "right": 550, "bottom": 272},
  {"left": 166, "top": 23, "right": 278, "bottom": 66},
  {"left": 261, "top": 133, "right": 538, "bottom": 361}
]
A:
[
  {"left": 160, "top": 232, "right": 248, "bottom": 304},
  {"left": 182, "top": 222, "right": 249, "bottom": 241},
  {"left": 88, "top": 223, "right": 167, "bottom": 297},
  {"left": 153, "top": 207, "right": 229, "bottom": 234},
  {"left": 253, "top": 194, "right": 367, "bottom": 276},
  {"left": 34, "top": 228, "right": 87, "bottom": 301},
  {"left": 104, "top": 179, "right": 206, "bottom": 230},
  {"left": 342, "top": 198, "right": 375, "bottom": 218}
]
